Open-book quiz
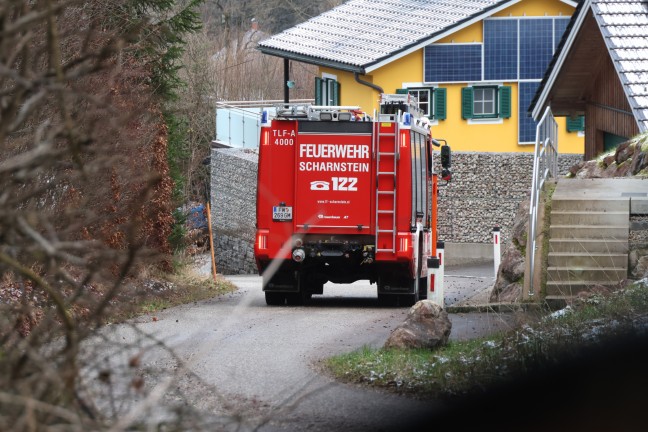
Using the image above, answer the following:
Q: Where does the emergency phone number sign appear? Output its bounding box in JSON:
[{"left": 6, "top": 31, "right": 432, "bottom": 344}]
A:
[{"left": 295, "top": 133, "right": 372, "bottom": 229}]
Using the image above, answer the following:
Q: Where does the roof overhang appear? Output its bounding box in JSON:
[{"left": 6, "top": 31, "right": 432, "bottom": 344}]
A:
[
  {"left": 531, "top": 0, "right": 592, "bottom": 120},
  {"left": 258, "top": 0, "right": 580, "bottom": 77},
  {"left": 256, "top": 46, "right": 366, "bottom": 74}
]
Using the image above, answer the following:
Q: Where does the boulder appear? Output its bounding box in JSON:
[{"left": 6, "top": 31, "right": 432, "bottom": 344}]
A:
[
  {"left": 631, "top": 150, "right": 648, "bottom": 175},
  {"left": 384, "top": 301, "right": 451, "bottom": 350},
  {"left": 632, "top": 254, "right": 648, "bottom": 279},
  {"left": 496, "top": 282, "right": 523, "bottom": 303},
  {"left": 615, "top": 141, "right": 634, "bottom": 165},
  {"left": 490, "top": 198, "right": 528, "bottom": 302},
  {"left": 575, "top": 161, "right": 605, "bottom": 178},
  {"left": 568, "top": 161, "right": 585, "bottom": 177},
  {"left": 491, "top": 245, "right": 524, "bottom": 302},
  {"left": 603, "top": 154, "right": 616, "bottom": 168}
]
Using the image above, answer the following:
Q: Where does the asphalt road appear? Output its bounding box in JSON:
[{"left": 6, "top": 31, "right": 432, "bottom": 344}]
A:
[{"left": 91, "top": 265, "right": 517, "bottom": 431}]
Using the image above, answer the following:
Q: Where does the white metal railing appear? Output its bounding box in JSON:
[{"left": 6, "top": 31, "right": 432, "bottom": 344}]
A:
[
  {"left": 214, "top": 99, "right": 314, "bottom": 148},
  {"left": 528, "top": 106, "right": 558, "bottom": 297}
]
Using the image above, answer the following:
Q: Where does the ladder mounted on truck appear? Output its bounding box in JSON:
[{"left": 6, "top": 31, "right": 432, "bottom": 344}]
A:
[
  {"left": 373, "top": 93, "right": 434, "bottom": 255},
  {"left": 374, "top": 115, "right": 400, "bottom": 254}
]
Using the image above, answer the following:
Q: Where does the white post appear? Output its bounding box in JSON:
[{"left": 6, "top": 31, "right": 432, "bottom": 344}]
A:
[
  {"left": 436, "top": 240, "right": 445, "bottom": 307},
  {"left": 492, "top": 226, "right": 501, "bottom": 278},
  {"left": 427, "top": 257, "right": 442, "bottom": 307}
]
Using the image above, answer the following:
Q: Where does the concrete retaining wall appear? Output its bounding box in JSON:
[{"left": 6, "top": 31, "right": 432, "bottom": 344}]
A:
[{"left": 210, "top": 148, "right": 582, "bottom": 274}]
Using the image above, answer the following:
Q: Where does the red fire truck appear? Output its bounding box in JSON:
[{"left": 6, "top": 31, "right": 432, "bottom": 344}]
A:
[{"left": 254, "top": 94, "right": 451, "bottom": 306}]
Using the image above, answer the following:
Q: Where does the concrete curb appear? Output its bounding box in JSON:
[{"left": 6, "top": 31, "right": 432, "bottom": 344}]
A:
[{"left": 446, "top": 302, "right": 543, "bottom": 314}]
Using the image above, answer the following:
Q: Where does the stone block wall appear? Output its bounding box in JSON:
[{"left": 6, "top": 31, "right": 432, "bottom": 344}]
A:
[
  {"left": 630, "top": 214, "right": 648, "bottom": 279},
  {"left": 210, "top": 148, "right": 582, "bottom": 274},
  {"left": 434, "top": 152, "right": 582, "bottom": 245},
  {"left": 211, "top": 148, "right": 259, "bottom": 274}
]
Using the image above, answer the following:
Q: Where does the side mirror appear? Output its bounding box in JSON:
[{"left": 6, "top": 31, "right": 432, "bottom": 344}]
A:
[{"left": 440, "top": 145, "right": 451, "bottom": 169}]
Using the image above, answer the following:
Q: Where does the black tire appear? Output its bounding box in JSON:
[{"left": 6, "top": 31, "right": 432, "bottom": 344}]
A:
[
  {"left": 400, "top": 279, "right": 419, "bottom": 307},
  {"left": 286, "top": 291, "right": 311, "bottom": 306},
  {"left": 265, "top": 292, "right": 286, "bottom": 306},
  {"left": 418, "top": 276, "right": 428, "bottom": 300},
  {"left": 378, "top": 293, "right": 398, "bottom": 307}
]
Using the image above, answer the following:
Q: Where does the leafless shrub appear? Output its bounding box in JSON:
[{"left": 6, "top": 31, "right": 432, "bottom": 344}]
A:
[{"left": 0, "top": 0, "right": 191, "bottom": 429}]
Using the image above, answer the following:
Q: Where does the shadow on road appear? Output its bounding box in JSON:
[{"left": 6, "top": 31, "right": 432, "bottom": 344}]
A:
[{"left": 248, "top": 295, "right": 411, "bottom": 309}]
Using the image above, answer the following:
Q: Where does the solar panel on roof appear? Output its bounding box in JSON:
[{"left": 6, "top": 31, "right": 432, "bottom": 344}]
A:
[
  {"left": 424, "top": 44, "right": 482, "bottom": 82},
  {"left": 484, "top": 19, "right": 518, "bottom": 81}
]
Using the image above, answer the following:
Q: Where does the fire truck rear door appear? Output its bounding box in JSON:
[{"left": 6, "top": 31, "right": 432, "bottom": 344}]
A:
[{"left": 294, "top": 121, "right": 373, "bottom": 232}]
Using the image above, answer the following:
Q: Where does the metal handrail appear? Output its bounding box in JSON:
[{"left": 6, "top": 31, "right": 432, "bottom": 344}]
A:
[{"left": 528, "top": 106, "right": 558, "bottom": 297}]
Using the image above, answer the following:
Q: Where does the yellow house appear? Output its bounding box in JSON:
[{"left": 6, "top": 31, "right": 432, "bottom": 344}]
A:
[{"left": 258, "top": 0, "right": 584, "bottom": 154}]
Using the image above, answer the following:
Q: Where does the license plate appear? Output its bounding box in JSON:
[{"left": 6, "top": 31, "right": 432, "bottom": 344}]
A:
[{"left": 273, "top": 206, "right": 292, "bottom": 221}]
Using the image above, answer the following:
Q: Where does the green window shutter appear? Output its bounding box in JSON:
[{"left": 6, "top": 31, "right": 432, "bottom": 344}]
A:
[
  {"left": 461, "top": 87, "right": 474, "bottom": 119},
  {"left": 566, "top": 116, "right": 585, "bottom": 132},
  {"left": 434, "top": 88, "right": 447, "bottom": 120},
  {"left": 315, "top": 77, "right": 323, "bottom": 105},
  {"left": 396, "top": 88, "right": 409, "bottom": 94},
  {"left": 332, "top": 80, "right": 340, "bottom": 105},
  {"left": 499, "top": 86, "right": 512, "bottom": 119}
]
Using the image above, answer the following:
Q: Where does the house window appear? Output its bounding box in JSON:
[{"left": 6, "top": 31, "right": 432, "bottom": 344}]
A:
[
  {"left": 462, "top": 85, "right": 511, "bottom": 120},
  {"left": 315, "top": 77, "right": 339, "bottom": 106},
  {"left": 397, "top": 87, "right": 447, "bottom": 120},
  {"left": 473, "top": 87, "right": 497, "bottom": 118},
  {"left": 566, "top": 116, "right": 585, "bottom": 133},
  {"left": 409, "top": 88, "right": 433, "bottom": 117}
]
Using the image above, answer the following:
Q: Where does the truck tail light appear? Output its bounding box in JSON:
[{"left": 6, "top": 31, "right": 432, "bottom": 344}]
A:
[
  {"left": 396, "top": 233, "right": 414, "bottom": 260},
  {"left": 256, "top": 232, "right": 268, "bottom": 250},
  {"left": 400, "top": 237, "right": 409, "bottom": 253}
]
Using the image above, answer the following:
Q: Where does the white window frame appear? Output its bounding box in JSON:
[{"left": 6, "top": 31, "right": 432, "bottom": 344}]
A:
[
  {"left": 473, "top": 87, "right": 497, "bottom": 117},
  {"left": 320, "top": 72, "right": 338, "bottom": 106},
  {"left": 466, "top": 82, "right": 504, "bottom": 125},
  {"left": 402, "top": 82, "right": 439, "bottom": 125}
]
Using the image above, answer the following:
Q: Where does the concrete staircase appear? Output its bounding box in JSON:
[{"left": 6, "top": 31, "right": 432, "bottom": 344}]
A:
[{"left": 546, "top": 198, "right": 629, "bottom": 302}]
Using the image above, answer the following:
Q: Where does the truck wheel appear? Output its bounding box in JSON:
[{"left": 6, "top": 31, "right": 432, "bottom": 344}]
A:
[
  {"left": 418, "top": 276, "right": 428, "bottom": 300},
  {"left": 378, "top": 293, "right": 397, "bottom": 307},
  {"left": 399, "top": 273, "right": 420, "bottom": 307},
  {"left": 286, "top": 291, "right": 311, "bottom": 306},
  {"left": 400, "top": 287, "right": 418, "bottom": 307},
  {"left": 265, "top": 292, "right": 286, "bottom": 306}
]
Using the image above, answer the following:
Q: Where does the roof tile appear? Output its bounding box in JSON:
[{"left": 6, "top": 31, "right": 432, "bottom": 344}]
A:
[
  {"left": 258, "top": 0, "right": 507, "bottom": 69},
  {"left": 592, "top": 0, "right": 648, "bottom": 132}
]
